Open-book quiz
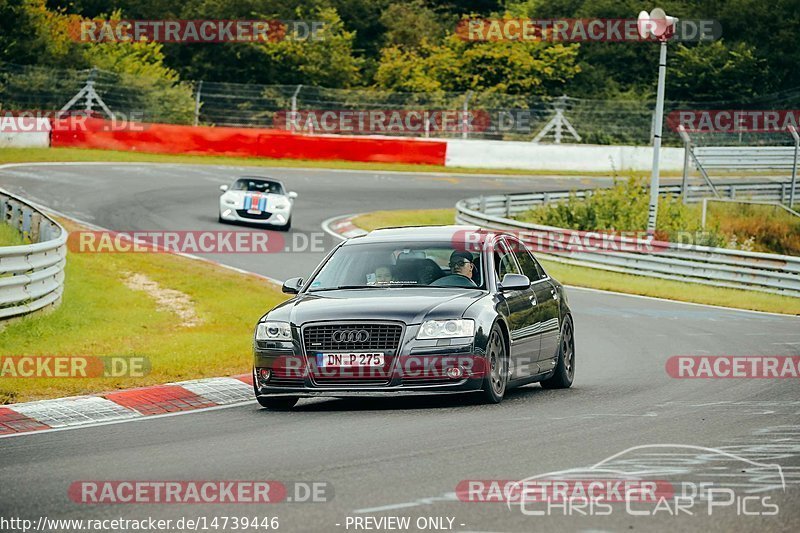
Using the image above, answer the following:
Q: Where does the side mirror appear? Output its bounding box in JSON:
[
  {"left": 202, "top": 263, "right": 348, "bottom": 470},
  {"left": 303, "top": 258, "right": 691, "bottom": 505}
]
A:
[
  {"left": 282, "top": 277, "right": 304, "bottom": 294},
  {"left": 498, "top": 273, "right": 530, "bottom": 291},
  {"left": 219, "top": 185, "right": 229, "bottom": 192},
  {"left": 288, "top": 191, "right": 298, "bottom": 199}
]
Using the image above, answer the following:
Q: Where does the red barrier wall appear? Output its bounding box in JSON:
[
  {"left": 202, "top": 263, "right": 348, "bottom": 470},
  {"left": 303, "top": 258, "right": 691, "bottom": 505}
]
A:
[{"left": 50, "top": 119, "right": 447, "bottom": 165}]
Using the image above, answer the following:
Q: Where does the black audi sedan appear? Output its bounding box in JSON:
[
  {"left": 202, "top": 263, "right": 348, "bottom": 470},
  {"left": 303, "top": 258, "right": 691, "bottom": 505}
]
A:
[{"left": 252, "top": 226, "right": 575, "bottom": 408}]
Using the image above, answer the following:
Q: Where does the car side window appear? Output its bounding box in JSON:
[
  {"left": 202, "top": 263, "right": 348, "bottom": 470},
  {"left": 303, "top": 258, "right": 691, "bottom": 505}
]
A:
[
  {"left": 531, "top": 255, "right": 548, "bottom": 280},
  {"left": 512, "top": 241, "right": 545, "bottom": 281},
  {"left": 494, "top": 240, "right": 520, "bottom": 280}
]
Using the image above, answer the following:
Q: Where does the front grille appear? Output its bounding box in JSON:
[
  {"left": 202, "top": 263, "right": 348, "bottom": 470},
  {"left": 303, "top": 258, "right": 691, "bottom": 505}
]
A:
[
  {"left": 303, "top": 323, "right": 403, "bottom": 352},
  {"left": 236, "top": 209, "right": 272, "bottom": 220},
  {"left": 303, "top": 322, "right": 404, "bottom": 387}
]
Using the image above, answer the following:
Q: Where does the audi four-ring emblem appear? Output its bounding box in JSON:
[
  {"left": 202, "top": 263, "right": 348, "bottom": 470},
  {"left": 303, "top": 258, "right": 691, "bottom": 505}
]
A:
[{"left": 332, "top": 329, "right": 370, "bottom": 343}]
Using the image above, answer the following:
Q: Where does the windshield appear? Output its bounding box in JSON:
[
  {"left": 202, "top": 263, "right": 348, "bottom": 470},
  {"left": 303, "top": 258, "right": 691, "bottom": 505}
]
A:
[
  {"left": 307, "top": 241, "right": 484, "bottom": 291},
  {"left": 230, "top": 178, "right": 283, "bottom": 194}
]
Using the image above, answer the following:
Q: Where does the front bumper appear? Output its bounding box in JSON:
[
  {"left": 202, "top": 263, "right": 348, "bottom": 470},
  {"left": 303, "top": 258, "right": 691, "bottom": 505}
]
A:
[
  {"left": 253, "top": 331, "right": 487, "bottom": 397},
  {"left": 219, "top": 204, "right": 291, "bottom": 225},
  {"left": 256, "top": 382, "right": 483, "bottom": 398}
]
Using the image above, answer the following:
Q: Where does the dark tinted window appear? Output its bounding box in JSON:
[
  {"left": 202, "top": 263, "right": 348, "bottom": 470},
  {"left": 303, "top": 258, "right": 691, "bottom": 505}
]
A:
[
  {"left": 494, "top": 239, "right": 520, "bottom": 280},
  {"left": 512, "top": 240, "right": 546, "bottom": 281},
  {"left": 230, "top": 179, "right": 283, "bottom": 194}
]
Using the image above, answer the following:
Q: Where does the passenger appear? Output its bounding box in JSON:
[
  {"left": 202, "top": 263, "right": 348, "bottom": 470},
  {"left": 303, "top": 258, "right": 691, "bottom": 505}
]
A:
[{"left": 374, "top": 265, "right": 393, "bottom": 284}]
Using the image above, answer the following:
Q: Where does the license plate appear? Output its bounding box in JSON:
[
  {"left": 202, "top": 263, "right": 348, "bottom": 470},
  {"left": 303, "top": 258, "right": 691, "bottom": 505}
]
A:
[
  {"left": 317, "top": 353, "right": 384, "bottom": 368},
  {"left": 247, "top": 208, "right": 262, "bottom": 215}
]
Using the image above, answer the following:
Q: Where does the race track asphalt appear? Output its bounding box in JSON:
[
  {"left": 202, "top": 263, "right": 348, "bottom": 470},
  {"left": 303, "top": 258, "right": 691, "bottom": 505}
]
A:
[{"left": 0, "top": 163, "right": 798, "bottom": 533}]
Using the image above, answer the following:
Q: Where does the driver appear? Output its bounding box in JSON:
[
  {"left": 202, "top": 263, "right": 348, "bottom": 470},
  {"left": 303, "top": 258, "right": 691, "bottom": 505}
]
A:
[
  {"left": 430, "top": 251, "right": 477, "bottom": 287},
  {"left": 449, "top": 250, "right": 475, "bottom": 281}
]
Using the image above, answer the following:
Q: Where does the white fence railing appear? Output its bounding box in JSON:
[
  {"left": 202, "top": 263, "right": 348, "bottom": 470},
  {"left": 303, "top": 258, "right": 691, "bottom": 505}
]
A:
[
  {"left": 473, "top": 180, "right": 800, "bottom": 220},
  {"left": 456, "top": 185, "right": 800, "bottom": 298},
  {"left": 0, "top": 189, "right": 67, "bottom": 320}
]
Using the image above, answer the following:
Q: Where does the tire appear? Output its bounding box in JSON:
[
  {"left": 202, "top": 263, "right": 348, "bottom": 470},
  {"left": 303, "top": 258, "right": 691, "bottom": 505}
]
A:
[
  {"left": 541, "top": 315, "right": 574, "bottom": 389},
  {"left": 218, "top": 212, "right": 226, "bottom": 224},
  {"left": 277, "top": 217, "right": 291, "bottom": 232},
  {"left": 480, "top": 323, "right": 508, "bottom": 404},
  {"left": 256, "top": 396, "right": 298, "bottom": 410}
]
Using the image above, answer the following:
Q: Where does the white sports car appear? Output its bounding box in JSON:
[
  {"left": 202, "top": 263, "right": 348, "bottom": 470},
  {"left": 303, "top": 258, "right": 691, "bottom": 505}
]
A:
[{"left": 218, "top": 177, "right": 297, "bottom": 231}]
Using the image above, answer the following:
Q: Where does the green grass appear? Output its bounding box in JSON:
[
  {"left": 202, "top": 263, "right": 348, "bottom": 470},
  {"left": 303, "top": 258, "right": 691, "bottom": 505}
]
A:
[
  {"left": 353, "top": 209, "right": 457, "bottom": 231},
  {"left": 0, "top": 218, "right": 288, "bottom": 404},
  {"left": 0, "top": 146, "right": 675, "bottom": 177},
  {"left": 351, "top": 208, "right": 800, "bottom": 315},
  {"left": 0, "top": 223, "right": 26, "bottom": 246}
]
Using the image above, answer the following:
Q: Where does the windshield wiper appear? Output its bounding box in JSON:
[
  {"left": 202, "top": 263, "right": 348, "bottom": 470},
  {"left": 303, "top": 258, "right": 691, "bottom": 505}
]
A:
[
  {"left": 308, "top": 285, "right": 386, "bottom": 292},
  {"left": 309, "top": 284, "right": 421, "bottom": 292}
]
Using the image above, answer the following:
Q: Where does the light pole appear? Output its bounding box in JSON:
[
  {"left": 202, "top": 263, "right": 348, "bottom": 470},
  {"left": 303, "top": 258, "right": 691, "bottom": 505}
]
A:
[{"left": 638, "top": 8, "right": 678, "bottom": 237}]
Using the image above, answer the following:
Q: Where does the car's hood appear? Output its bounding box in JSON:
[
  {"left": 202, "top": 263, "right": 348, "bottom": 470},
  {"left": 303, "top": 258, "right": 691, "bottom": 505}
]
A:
[{"left": 265, "top": 287, "right": 485, "bottom": 325}]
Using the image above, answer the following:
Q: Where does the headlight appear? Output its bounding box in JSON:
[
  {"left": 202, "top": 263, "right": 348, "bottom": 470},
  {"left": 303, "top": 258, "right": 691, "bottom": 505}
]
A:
[
  {"left": 256, "top": 321, "right": 292, "bottom": 341},
  {"left": 416, "top": 319, "right": 475, "bottom": 340},
  {"left": 224, "top": 198, "right": 236, "bottom": 205},
  {"left": 274, "top": 201, "right": 289, "bottom": 210}
]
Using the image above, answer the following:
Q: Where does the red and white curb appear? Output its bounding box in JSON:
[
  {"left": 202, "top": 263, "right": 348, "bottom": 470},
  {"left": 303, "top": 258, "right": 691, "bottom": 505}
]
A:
[
  {"left": 321, "top": 214, "right": 367, "bottom": 241},
  {"left": 0, "top": 374, "right": 253, "bottom": 438}
]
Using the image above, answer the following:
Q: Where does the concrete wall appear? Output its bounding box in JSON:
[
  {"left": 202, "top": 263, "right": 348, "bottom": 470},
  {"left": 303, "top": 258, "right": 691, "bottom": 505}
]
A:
[
  {"left": 445, "top": 139, "right": 684, "bottom": 172},
  {"left": 0, "top": 131, "right": 50, "bottom": 148}
]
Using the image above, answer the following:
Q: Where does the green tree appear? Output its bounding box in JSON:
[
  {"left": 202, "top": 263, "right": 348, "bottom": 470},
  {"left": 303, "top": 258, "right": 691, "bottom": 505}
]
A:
[
  {"left": 0, "top": 2, "right": 194, "bottom": 122},
  {"left": 668, "top": 40, "right": 764, "bottom": 103},
  {"left": 379, "top": 1, "right": 446, "bottom": 50},
  {"left": 164, "top": 6, "right": 362, "bottom": 86},
  {"left": 82, "top": 40, "right": 195, "bottom": 123},
  {"left": 0, "top": 0, "right": 83, "bottom": 66},
  {"left": 375, "top": 33, "right": 580, "bottom": 94}
]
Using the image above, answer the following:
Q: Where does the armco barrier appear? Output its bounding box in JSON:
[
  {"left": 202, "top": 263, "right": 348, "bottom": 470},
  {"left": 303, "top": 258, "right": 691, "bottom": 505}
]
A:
[
  {"left": 472, "top": 180, "right": 800, "bottom": 219},
  {"left": 456, "top": 188, "right": 800, "bottom": 298},
  {"left": 50, "top": 118, "right": 448, "bottom": 166},
  {"left": 0, "top": 190, "right": 67, "bottom": 320}
]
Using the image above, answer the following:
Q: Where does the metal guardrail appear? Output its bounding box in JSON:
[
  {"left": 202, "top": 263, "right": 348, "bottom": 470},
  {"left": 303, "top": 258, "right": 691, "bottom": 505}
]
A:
[
  {"left": 693, "top": 146, "right": 799, "bottom": 169},
  {"left": 456, "top": 186, "right": 800, "bottom": 298},
  {"left": 0, "top": 189, "right": 67, "bottom": 320},
  {"left": 678, "top": 126, "right": 800, "bottom": 208},
  {"left": 469, "top": 180, "right": 800, "bottom": 219}
]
